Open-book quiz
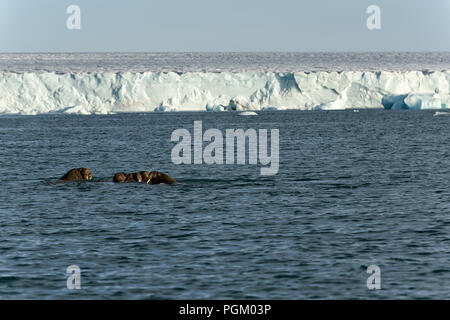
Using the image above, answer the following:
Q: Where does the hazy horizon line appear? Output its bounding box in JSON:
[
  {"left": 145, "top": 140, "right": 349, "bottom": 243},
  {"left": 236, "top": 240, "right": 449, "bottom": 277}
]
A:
[{"left": 1, "top": 50, "right": 450, "bottom": 54}]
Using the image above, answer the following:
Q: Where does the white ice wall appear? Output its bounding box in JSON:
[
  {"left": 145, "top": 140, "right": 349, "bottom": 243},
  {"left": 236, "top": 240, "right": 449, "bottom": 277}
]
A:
[{"left": 1, "top": 71, "right": 449, "bottom": 114}]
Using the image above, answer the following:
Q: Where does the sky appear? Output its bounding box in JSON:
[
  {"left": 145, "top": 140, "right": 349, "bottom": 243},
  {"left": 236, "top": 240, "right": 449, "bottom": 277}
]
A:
[{"left": 0, "top": 0, "right": 449, "bottom": 52}]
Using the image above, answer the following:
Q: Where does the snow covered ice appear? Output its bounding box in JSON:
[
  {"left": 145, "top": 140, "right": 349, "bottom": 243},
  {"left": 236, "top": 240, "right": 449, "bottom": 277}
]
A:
[{"left": 0, "top": 53, "right": 449, "bottom": 115}]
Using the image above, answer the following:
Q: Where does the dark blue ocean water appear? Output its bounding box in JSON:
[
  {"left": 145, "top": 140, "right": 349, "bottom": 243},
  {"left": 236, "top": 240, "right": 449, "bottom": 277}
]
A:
[{"left": 0, "top": 110, "right": 449, "bottom": 299}]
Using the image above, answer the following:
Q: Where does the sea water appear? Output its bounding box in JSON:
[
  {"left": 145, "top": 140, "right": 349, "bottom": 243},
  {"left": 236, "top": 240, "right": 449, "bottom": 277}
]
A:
[{"left": 0, "top": 110, "right": 449, "bottom": 299}]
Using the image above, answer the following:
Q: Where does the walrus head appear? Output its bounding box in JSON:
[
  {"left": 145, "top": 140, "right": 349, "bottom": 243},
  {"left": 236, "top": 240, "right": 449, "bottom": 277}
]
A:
[
  {"left": 146, "top": 171, "right": 176, "bottom": 185},
  {"left": 60, "top": 168, "right": 93, "bottom": 181},
  {"left": 113, "top": 170, "right": 175, "bottom": 184},
  {"left": 133, "top": 172, "right": 143, "bottom": 183},
  {"left": 140, "top": 171, "right": 151, "bottom": 183},
  {"left": 80, "top": 168, "right": 93, "bottom": 180},
  {"left": 113, "top": 172, "right": 127, "bottom": 183},
  {"left": 125, "top": 172, "right": 143, "bottom": 183}
]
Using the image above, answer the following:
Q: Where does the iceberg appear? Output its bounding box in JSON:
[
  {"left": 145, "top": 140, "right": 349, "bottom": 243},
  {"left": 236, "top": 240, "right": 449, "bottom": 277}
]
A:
[
  {"left": 239, "top": 111, "right": 258, "bottom": 116},
  {"left": 0, "top": 70, "right": 449, "bottom": 115},
  {"left": 434, "top": 111, "right": 450, "bottom": 116}
]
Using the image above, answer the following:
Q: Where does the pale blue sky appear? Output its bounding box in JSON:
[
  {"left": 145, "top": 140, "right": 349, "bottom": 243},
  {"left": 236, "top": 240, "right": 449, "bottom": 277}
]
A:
[{"left": 0, "top": 0, "right": 449, "bottom": 52}]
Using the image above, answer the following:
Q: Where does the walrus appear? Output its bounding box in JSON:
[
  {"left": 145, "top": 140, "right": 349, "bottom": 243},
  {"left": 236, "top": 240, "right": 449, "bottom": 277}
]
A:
[
  {"left": 113, "top": 172, "right": 144, "bottom": 183},
  {"left": 60, "top": 168, "right": 93, "bottom": 181},
  {"left": 146, "top": 171, "right": 176, "bottom": 185},
  {"left": 113, "top": 172, "right": 127, "bottom": 183},
  {"left": 126, "top": 172, "right": 143, "bottom": 183},
  {"left": 112, "top": 170, "right": 176, "bottom": 185},
  {"left": 140, "top": 171, "right": 151, "bottom": 182}
]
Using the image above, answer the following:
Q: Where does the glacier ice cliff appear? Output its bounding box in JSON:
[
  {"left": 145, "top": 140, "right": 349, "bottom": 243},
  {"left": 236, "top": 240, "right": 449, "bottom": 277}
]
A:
[{"left": 1, "top": 70, "right": 449, "bottom": 115}]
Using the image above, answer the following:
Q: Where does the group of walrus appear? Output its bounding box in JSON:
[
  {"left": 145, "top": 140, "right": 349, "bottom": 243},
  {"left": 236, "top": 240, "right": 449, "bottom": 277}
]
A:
[{"left": 60, "top": 168, "right": 176, "bottom": 185}]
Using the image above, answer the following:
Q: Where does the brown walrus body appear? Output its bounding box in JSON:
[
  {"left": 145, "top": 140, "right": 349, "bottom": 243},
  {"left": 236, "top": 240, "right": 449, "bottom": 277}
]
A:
[
  {"left": 60, "top": 168, "right": 93, "bottom": 181},
  {"left": 113, "top": 172, "right": 127, "bottom": 183},
  {"left": 126, "top": 172, "right": 143, "bottom": 183},
  {"left": 140, "top": 171, "right": 151, "bottom": 182},
  {"left": 147, "top": 171, "right": 176, "bottom": 185},
  {"left": 113, "top": 170, "right": 176, "bottom": 185}
]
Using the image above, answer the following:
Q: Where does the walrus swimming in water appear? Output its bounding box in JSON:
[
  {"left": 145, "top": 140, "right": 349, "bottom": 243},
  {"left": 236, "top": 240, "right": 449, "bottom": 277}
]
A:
[
  {"left": 126, "top": 172, "right": 143, "bottom": 183},
  {"left": 146, "top": 171, "right": 176, "bottom": 185},
  {"left": 60, "top": 168, "right": 93, "bottom": 181},
  {"left": 113, "top": 172, "right": 127, "bottom": 183},
  {"left": 140, "top": 171, "right": 151, "bottom": 182},
  {"left": 112, "top": 170, "right": 176, "bottom": 185},
  {"left": 113, "top": 172, "right": 145, "bottom": 183}
]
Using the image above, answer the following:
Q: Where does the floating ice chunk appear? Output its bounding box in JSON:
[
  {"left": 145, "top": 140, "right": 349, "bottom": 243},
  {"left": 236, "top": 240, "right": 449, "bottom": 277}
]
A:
[
  {"left": 239, "top": 111, "right": 258, "bottom": 116},
  {"left": 404, "top": 94, "right": 448, "bottom": 110},
  {"left": 434, "top": 111, "right": 450, "bottom": 116}
]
